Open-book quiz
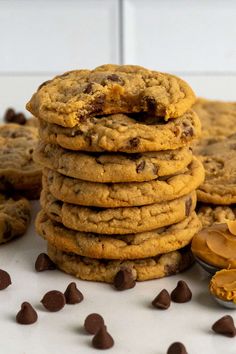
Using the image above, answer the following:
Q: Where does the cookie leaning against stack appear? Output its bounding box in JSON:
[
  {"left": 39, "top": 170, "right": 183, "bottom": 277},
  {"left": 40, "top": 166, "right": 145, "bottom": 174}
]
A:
[{"left": 29, "top": 64, "right": 204, "bottom": 283}]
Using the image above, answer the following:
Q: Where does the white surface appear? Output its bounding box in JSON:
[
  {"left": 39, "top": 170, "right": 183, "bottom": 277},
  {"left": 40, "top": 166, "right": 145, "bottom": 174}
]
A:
[
  {"left": 123, "top": 0, "right": 236, "bottom": 72},
  {"left": 0, "top": 202, "right": 235, "bottom": 354},
  {"left": 0, "top": 0, "right": 120, "bottom": 72}
]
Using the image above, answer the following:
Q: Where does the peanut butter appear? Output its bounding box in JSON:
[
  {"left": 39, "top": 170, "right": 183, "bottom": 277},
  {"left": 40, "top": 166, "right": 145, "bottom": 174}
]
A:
[
  {"left": 210, "top": 269, "right": 236, "bottom": 303},
  {"left": 191, "top": 221, "right": 236, "bottom": 268}
]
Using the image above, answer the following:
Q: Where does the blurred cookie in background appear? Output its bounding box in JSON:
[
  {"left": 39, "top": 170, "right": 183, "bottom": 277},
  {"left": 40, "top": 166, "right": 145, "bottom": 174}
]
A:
[{"left": 0, "top": 123, "right": 41, "bottom": 199}]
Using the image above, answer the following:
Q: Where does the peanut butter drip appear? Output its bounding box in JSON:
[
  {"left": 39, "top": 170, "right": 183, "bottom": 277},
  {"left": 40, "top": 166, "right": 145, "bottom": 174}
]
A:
[
  {"left": 191, "top": 222, "right": 236, "bottom": 268},
  {"left": 210, "top": 269, "right": 236, "bottom": 303}
]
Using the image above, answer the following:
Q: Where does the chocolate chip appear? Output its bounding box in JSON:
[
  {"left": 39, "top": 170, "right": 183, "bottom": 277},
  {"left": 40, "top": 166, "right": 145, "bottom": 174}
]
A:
[
  {"left": 144, "top": 96, "right": 157, "bottom": 112},
  {"left": 92, "top": 324, "right": 114, "bottom": 349},
  {"left": 181, "top": 123, "right": 194, "bottom": 138},
  {"left": 136, "top": 161, "right": 145, "bottom": 173},
  {"left": 64, "top": 282, "right": 84, "bottom": 304},
  {"left": 35, "top": 253, "right": 56, "bottom": 272},
  {"left": 185, "top": 198, "right": 192, "bottom": 217},
  {"left": 152, "top": 289, "right": 171, "bottom": 309},
  {"left": 106, "top": 74, "right": 121, "bottom": 82},
  {"left": 13, "top": 113, "right": 26, "bottom": 125},
  {"left": 16, "top": 302, "right": 38, "bottom": 325},
  {"left": 91, "top": 95, "right": 105, "bottom": 114},
  {"left": 129, "top": 137, "right": 140, "bottom": 148},
  {"left": 171, "top": 280, "right": 192, "bottom": 303},
  {"left": 212, "top": 315, "right": 236, "bottom": 337},
  {"left": 84, "top": 313, "right": 105, "bottom": 334},
  {"left": 83, "top": 83, "right": 94, "bottom": 94},
  {"left": 41, "top": 290, "right": 66, "bottom": 312},
  {"left": 4, "top": 108, "right": 15, "bottom": 122},
  {"left": 0, "top": 269, "right": 11, "bottom": 290},
  {"left": 167, "top": 342, "right": 188, "bottom": 354},
  {"left": 114, "top": 268, "right": 136, "bottom": 291}
]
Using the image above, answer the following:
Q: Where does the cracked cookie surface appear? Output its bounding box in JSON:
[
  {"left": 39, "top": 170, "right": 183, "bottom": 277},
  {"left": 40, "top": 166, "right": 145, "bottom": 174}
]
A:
[
  {"left": 0, "top": 124, "right": 41, "bottom": 193},
  {"left": 38, "top": 110, "right": 201, "bottom": 153},
  {"left": 27, "top": 64, "right": 196, "bottom": 128},
  {"left": 42, "top": 157, "right": 204, "bottom": 208},
  {"left": 40, "top": 189, "right": 196, "bottom": 234},
  {"left": 36, "top": 210, "right": 201, "bottom": 259},
  {"left": 0, "top": 193, "right": 31, "bottom": 244},
  {"left": 34, "top": 142, "right": 193, "bottom": 183},
  {"left": 47, "top": 244, "right": 194, "bottom": 282}
]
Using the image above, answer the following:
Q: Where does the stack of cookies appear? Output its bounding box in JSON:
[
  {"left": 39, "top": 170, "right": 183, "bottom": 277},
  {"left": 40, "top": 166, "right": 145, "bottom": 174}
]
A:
[
  {"left": 29, "top": 64, "right": 205, "bottom": 283},
  {"left": 193, "top": 99, "right": 236, "bottom": 227},
  {"left": 0, "top": 123, "right": 42, "bottom": 244}
]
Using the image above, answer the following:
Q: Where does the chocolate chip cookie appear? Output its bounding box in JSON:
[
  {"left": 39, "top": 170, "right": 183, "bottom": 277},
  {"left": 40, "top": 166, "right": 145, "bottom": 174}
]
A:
[
  {"left": 0, "top": 193, "right": 31, "bottom": 244},
  {"left": 36, "top": 210, "right": 201, "bottom": 259},
  {"left": 198, "top": 204, "right": 236, "bottom": 228},
  {"left": 196, "top": 134, "right": 236, "bottom": 204},
  {"left": 193, "top": 98, "right": 236, "bottom": 143},
  {"left": 40, "top": 189, "right": 196, "bottom": 234},
  {"left": 34, "top": 142, "right": 193, "bottom": 183},
  {"left": 27, "top": 64, "right": 196, "bottom": 128},
  {"left": 0, "top": 124, "right": 42, "bottom": 195},
  {"left": 42, "top": 157, "right": 204, "bottom": 207},
  {"left": 38, "top": 110, "right": 201, "bottom": 153},
  {"left": 47, "top": 244, "right": 194, "bottom": 282}
]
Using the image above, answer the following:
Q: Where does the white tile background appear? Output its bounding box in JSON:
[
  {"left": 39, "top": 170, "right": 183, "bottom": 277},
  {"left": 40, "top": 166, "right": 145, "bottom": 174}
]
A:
[{"left": 0, "top": 0, "right": 236, "bottom": 117}]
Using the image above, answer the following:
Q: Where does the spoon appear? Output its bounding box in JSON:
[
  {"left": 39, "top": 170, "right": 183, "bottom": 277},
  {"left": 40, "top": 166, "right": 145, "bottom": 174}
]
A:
[{"left": 195, "top": 256, "right": 221, "bottom": 275}]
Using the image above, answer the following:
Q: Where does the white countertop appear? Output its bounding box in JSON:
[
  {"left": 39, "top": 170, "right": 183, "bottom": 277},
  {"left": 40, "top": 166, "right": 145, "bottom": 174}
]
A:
[{"left": 0, "top": 201, "right": 235, "bottom": 354}]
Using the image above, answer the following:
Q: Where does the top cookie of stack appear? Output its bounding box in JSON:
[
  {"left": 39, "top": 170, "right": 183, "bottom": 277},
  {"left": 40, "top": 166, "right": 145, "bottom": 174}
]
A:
[
  {"left": 29, "top": 65, "right": 204, "bottom": 284},
  {"left": 27, "top": 64, "right": 196, "bottom": 126}
]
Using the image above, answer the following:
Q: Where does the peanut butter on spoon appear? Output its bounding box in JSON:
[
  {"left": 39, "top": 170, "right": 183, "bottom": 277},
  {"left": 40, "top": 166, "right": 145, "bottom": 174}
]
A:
[{"left": 191, "top": 220, "right": 236, "bottom": 269}]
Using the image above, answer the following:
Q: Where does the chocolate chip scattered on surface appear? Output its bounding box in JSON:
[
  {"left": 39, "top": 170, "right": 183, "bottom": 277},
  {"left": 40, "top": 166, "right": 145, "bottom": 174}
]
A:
[
  {"left": 212, "top": 315, "right": 236, "bottom": 337},
  {"left": 167, "top": 342, "right": 188, "bottom": 354},
  {"left": 152, "top": 289, "right": 171, "bottom": 309},
  {"left": 64, "top": 282, "right": 84, "bottom": 304},
  {"left": 0, "top": 269, "right": 11, "bottom": 290},
  {"left": 84, "top": 313, "right": 105, "bottom": 334},
  {"left": 92, "top": 324, "right": 114, "bottom": 350},
  {"left": 35, "top": 253, "right": 56, "bottom": 272},
  {"left": 16, "top": 302, "right": 38, "bottom": 325},
  {"left": 41, "top": 290, "right": 65, "bottom": 312},
  {"left": 171, "top": 280, "right": 192, "bottom": 303},
  {"left": 114, "top": 268, "right": 136, "bottom": 291}
]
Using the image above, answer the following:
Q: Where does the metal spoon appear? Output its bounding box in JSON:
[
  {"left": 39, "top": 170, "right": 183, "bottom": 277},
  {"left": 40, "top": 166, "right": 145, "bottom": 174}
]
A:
[
  {"left": 195, "top": 256, "right": 221, "bottom": 275},
  {"left": 212, "top": 295, "right": 236, "bottom": 309}
]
